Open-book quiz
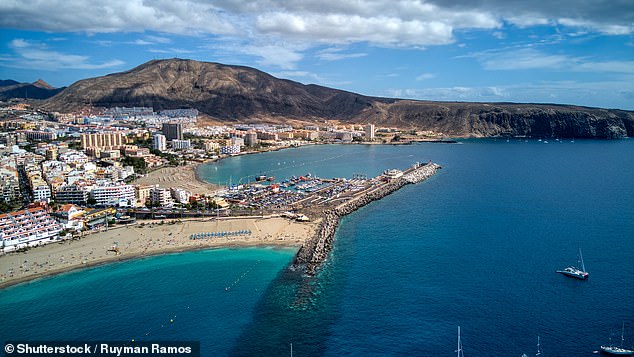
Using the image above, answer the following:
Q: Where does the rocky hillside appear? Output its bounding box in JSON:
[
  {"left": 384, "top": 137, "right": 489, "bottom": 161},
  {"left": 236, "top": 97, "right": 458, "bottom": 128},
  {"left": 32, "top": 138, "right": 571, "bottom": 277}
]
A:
[
  {"left": 42, "top": 59, "right": 634, "bottom": 138},
  {"left": 0, "top": 79, "right": 64, "bottom": 100}
]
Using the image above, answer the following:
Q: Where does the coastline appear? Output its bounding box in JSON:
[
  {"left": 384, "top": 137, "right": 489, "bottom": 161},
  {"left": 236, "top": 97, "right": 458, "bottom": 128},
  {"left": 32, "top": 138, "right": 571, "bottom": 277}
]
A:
[
  {"left": 1, "top": 145, "right": 441, "bottom": 289},
  {"left": 0, "top": 216, "right": 317, "bottom": 290}
]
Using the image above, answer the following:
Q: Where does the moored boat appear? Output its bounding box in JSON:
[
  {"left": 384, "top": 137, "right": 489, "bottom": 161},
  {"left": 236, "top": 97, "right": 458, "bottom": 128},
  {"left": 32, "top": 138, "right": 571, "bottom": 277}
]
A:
[
  {"left": 601, "top": 322, "right": 634, "bottom": 355},
  {"left": 557, "top": 248, "right": 589, "bottom": 280}
]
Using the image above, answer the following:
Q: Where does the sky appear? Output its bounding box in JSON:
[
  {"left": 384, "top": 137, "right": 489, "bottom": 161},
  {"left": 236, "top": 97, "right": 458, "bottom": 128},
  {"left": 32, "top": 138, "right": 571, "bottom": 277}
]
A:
[{"left": 0, "top": 0, "right": 633, "bottom": 110}]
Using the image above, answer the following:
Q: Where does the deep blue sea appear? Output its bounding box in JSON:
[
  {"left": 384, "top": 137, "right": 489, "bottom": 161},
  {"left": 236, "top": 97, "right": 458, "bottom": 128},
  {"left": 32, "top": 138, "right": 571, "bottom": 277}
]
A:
[{"left": 2, "top": 140, "right": 634, "bottom": 356}]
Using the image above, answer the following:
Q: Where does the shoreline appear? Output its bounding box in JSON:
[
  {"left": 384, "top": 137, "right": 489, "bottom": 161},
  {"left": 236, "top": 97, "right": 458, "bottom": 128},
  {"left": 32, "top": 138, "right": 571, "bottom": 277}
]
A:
[
  {"left": 0, "top": 241, "right": 301, "bottom": 290},
  {"left": 0, "top": 216, "right": 317, "bottom": 290},
  {"left": 1, "top": 145, "right": 441, "bottom": 290}
]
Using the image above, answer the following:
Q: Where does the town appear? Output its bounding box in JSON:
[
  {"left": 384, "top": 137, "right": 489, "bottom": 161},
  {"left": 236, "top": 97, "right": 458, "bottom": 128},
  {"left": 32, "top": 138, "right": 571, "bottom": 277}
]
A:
[{"left": 0, "top": 102, "right": 444, "bottom": 253}]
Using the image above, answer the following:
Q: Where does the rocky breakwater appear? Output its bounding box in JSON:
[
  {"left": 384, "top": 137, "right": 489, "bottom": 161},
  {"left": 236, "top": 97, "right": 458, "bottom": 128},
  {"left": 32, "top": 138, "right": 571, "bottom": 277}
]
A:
[{"left": 292, "top": 162, "right": 441, "bottom": 275}]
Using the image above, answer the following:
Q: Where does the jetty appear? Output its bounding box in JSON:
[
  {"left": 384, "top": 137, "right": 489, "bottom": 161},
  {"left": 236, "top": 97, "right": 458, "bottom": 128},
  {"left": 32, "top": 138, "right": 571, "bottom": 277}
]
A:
[{"left": 292, "top": 162, "right": 441, "bottom": 275}]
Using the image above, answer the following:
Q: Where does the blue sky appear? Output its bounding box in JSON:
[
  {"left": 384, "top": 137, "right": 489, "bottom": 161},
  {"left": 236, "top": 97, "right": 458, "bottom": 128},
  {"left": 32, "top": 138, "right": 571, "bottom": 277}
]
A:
[{"left": 1, "top": 0, "right": 633, "bottom": 109}]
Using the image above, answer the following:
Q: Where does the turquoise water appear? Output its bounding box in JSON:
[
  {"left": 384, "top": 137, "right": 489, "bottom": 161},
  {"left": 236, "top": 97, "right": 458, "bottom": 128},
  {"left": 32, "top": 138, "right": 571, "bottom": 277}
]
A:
[
  {"left": 0, "top": 248, "right": 297, "bottom": 355},
  {"left": 2, "top": 140, "right": 634, "bottom": 355}
]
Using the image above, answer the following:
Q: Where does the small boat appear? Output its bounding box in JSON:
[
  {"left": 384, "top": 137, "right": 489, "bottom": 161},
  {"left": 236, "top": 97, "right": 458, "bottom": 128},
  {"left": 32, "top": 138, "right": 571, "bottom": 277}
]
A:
[
  {"left": 601, "top": 322, "right": 634, "bottom": 355},
  {"left": 557, "top": 248, "right": 589, "bottom": 280}
]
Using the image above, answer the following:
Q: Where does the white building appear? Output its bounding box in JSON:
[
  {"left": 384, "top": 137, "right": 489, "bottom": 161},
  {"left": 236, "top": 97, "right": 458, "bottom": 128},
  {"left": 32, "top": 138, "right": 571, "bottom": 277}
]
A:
[
  {"left": 0, "top": 207, "right": 62, "bottom": 252},
  {"left": 220, "top": 145, "right": 241, "bottom": 155},
  {"left": 32, "top": 183, "right": 52, "bottom": 202},
  {"left": 90, "top": 182, "right": 135, "bottom": 207},
  {"left": 383, "top": 169, "right": 403, "bottom": 179},
  {"left": 231, "top": 137, "right": 244, "bottom": 147},
  {"left": 150, "top": 187, "right": 174, "bottom": 207},
  {"left": 153, "top": 134, "right": 167, "bottom": 151},
  {"left": 171, "top": 187, "right": 191, "bottom": 204},
  {"left": 203, "top": 141, "right": 220, "bottom": 151},
  {"left": 171, "top": 139, "right": 191, "bottom": 150}
]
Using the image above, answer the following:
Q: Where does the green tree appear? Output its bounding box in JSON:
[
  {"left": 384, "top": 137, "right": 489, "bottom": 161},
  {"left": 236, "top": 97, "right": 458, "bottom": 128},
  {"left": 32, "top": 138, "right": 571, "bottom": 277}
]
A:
[{"left": 120, "top": 156, "right": 148, "bottom": 174}]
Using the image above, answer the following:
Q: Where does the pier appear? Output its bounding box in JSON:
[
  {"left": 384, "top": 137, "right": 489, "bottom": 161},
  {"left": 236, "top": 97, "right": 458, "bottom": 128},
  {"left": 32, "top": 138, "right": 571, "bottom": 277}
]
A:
[{"left": 292, "top": 162, "right": 441, "bottom": 275}]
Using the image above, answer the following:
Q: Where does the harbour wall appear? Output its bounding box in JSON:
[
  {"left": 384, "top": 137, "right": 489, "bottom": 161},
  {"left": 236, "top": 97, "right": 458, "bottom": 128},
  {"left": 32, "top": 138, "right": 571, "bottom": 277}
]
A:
[{"left": 292, "top": 162, "right": 441, "bottom": 275}]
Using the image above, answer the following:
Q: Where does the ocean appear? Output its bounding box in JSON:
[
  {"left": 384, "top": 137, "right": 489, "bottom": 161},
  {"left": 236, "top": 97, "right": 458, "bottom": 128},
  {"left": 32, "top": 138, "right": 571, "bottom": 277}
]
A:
[{"left": 2, "top": 140, "right": 633, "bottom": 356}]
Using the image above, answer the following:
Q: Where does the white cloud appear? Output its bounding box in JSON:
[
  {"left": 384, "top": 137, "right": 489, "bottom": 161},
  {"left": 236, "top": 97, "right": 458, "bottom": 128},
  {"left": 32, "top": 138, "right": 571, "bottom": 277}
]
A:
[
  {"left": 145, "top": 35, "right": 172, "bottom": 44},
  {"left": 240, "top": 44, "right": 304, "bottom": 69},
  {"left": 148, "top": 48, "right": 195, "bottom": 55},
  {"left": 0, "top": 0, "right": 236, "bottom": 35},
  {"left": 132, "top": 39, "right": 153, "bottom": 45},
  {"left": 415, "top": 73, "right": 435, "bottom": 81},
  {"left": 316, "top": 47, "right": 367, "bottom": 61},
  {"left": 256, "top": 12, "right": 461, "bottom": 47},
  {"left": 0, "top": 0, "right": 631, "bottom": 78},
  {"left": 557, "top": 18, "right": 633, "bottom": 35},
  {"left": 271, "top": 70, "right": 325, "bottom": 83},
  {"left": 4, "top": 38, "right": 124, "bottom": 70},
  {"left": 385, "top": 78, "right": 634, "bottom": 109},
  {"left": 387, "top": 86, "right": 507, "bottom": 100},
  {"left": 468, "top": 48, "right": 634, "bottom": 74}
]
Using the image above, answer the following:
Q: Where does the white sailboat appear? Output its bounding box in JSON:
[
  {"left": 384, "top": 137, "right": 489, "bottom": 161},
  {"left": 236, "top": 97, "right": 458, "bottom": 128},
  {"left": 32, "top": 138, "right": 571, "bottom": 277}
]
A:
[
  {"left": 556, "top": 248, "right": 589, "bottom": 280},
  {"left": 601, "top": 322, "right": 634, "bottom": 355}
]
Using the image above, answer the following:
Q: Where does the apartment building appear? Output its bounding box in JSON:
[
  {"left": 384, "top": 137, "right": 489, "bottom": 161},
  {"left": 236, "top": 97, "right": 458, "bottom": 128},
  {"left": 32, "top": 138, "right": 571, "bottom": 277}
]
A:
[{"left": 0, "top": 207, "right": 62, "bottom": 251}]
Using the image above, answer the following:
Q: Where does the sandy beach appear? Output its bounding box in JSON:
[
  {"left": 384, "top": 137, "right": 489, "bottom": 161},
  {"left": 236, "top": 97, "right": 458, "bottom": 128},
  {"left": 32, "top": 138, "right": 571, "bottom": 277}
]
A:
[
  {"left": 133, "top": 163, "right": 218, "bottom": 194},
  {"left": 0, "top": 216, "right": 317, "bottom": 289}
]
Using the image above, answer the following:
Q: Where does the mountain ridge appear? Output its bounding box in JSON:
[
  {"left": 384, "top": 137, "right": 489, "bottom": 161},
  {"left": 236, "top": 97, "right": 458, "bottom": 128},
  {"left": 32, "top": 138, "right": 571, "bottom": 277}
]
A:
[
  {"left": 1, "top": 79, "right": 65, "bottom": 100},
  {"left": 41, "top": 58, "right": 634, "bottom": 138}
]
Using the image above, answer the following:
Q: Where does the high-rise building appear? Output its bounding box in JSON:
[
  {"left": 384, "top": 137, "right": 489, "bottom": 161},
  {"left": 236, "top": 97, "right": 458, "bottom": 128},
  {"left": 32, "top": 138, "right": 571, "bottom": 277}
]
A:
[
  {"left": 244, "top": 131, "right": 258, "bottom": 146},
  {"left": 80, "top": 132, "right": 126, "bottom": 150},
  {"left": 365, "top": 124, "right": 375, "bottom": 140},
  {"left": 153, "top": 134, "right": 167, "bottom": 151},
  {"left": 161, "top": 123, "right": 183, "bottom": 141}
]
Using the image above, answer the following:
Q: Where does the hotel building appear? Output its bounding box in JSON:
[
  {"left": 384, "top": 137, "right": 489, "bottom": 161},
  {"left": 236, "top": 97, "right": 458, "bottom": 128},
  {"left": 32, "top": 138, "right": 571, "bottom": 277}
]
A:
[
  {"left": 80, "top": 132, "right": 126, "bottom": 150},
  {"left": 162, "top": 123, "right": 184, "bottom": 141}
]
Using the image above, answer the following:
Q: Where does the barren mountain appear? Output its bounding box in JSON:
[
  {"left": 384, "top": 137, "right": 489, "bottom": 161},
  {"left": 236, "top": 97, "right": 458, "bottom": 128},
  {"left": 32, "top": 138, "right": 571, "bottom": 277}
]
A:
[
  {"left": 1, "top": 79, "right": 64, "bottom": 100},
  {"left": 42, "top": 59, "right": 634, "bottom": 138}
]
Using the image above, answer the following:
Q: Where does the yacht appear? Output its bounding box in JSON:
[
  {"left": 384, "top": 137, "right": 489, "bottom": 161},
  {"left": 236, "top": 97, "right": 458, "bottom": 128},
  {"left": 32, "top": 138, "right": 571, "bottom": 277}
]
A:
[
  {"left": 601, "top": 322, "right": 634, "bottom": 355},
  {"left": 556, "top": 248, "right": 589, "bottom": 280}
]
